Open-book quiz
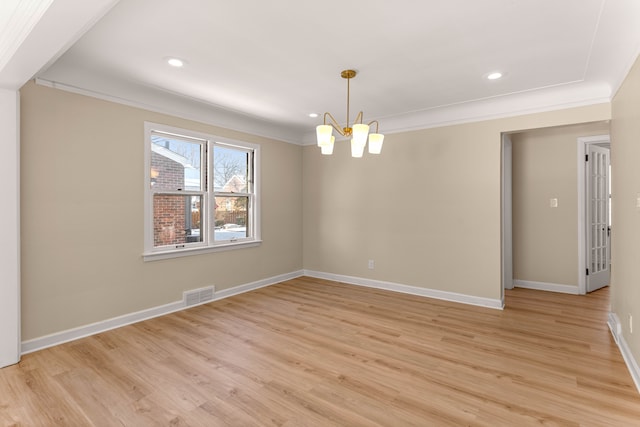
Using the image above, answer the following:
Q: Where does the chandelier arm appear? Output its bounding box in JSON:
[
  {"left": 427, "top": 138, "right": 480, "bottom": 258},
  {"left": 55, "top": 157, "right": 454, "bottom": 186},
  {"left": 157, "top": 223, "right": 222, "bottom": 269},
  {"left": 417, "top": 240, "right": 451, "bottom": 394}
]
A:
[
  {"left": 354, "top": 111, "right": 364, "bottom": 125},
  {"left": 323, "top": 112, "right": 346, "bottom": 136},
  {"left": 367, "top": 120, "right": 380, "bottom": 133}
]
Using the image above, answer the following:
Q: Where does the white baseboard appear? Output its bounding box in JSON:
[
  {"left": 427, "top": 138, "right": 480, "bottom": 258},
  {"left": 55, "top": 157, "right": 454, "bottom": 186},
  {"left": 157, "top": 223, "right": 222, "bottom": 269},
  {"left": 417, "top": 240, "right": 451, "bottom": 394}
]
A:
[
  {"left": 21, "top": 300, "right": 185, "bottom": 355},
  {"left": 608, "top": 312, "right": 640, "bottom": 394},
  {"left": 608, "top": 312, "right": 622, "bottom": 341},
  {"left": 303, "top": 270, "right": 504, "bottom": 310},
  {"left": 513, "top": 280, "right": 580, "bottom": 295},
  {"left": 21, "top": 270, "right": 304, "bottom": 355},
  {"left": 214, "top": 270, "right": 303, "bottom": 300}
]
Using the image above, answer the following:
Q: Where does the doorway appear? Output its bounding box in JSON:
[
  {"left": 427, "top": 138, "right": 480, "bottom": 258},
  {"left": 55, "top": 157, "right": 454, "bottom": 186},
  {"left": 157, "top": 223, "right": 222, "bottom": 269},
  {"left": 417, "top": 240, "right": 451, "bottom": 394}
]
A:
[{"left": 501, "top": 128, "right": 611, "bottom": 302}]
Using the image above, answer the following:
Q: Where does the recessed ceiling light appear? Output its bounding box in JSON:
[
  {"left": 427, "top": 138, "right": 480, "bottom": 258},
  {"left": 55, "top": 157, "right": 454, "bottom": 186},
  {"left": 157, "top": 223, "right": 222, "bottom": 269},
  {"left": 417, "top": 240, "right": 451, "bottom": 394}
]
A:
[
  {"left": 487, "top": 72, "right": 503, "bottom": 80},
  {"left": 167, "top": 58, "right": 184, "bottom": 67},
  {"left": 308, "top": 113, "right": 319, "bottom": 118}
]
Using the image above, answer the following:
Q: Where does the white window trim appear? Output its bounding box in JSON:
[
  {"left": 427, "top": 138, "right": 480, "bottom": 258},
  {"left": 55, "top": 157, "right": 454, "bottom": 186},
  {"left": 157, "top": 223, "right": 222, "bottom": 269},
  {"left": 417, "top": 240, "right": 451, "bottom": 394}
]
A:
[{"left": 143, "top": 122, "right": 261, "bottom": 261}]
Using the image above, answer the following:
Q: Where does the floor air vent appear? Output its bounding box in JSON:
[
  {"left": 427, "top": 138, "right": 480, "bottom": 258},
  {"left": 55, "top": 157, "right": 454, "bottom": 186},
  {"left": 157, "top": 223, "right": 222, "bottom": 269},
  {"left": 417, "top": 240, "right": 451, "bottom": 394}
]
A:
[{"left": 184, "top": 286, "right": 215, "bottom": 307}]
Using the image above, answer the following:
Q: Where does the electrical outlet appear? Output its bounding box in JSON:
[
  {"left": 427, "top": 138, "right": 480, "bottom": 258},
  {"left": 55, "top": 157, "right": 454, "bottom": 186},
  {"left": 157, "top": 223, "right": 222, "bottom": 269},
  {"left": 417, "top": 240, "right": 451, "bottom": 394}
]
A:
[{"left": 368, "top": 259, "right": 374, "bottom": 269}]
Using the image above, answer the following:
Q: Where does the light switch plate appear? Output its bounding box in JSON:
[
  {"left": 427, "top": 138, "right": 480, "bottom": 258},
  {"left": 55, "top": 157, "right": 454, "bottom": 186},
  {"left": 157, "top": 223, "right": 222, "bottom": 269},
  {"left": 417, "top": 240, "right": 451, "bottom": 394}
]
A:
[{"left": 550, "top": 198, "right": 558, "bottom": 208}]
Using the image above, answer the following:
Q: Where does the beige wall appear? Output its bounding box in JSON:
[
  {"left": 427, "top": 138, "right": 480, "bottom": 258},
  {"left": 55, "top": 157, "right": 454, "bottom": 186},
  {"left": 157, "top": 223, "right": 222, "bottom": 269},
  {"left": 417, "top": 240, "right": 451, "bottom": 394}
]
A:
[
  {"left": 511, "top": 122, "right": 610, "bottom": 288},
  {"left": 611, "top": 55, "right": 640, "bottom": 366},
  {"left": 19, "top": 77, "right": 613, "bottom": 343},
  {"left": 20, "top": 82, "right": 303, "bottom": 340},
  {"left": 303, "top": 104, "right": 610, "bottom": 301}
]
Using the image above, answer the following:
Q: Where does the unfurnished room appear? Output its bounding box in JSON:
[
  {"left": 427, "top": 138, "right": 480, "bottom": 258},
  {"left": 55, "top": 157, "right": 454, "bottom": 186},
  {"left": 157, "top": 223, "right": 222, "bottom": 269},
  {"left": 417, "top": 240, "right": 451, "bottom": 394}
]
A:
[{"left": 2, "top": 0, "right": 640, "bottom": 425}]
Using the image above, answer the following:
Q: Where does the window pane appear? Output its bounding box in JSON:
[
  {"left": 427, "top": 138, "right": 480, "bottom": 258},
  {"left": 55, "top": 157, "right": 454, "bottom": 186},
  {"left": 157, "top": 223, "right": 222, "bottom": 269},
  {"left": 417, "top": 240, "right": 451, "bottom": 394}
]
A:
[
  {"left": 213, "top": 145, "right": 248, "bottom": 191},
  {"left": 154, "top": 194, "right": 203, "bottom": 247},
  {"left": 151, "top": 134, "right": 202, "bottom": 191},
  {"left": 214, "top": 196, "right": 249, "bottom": 241}
]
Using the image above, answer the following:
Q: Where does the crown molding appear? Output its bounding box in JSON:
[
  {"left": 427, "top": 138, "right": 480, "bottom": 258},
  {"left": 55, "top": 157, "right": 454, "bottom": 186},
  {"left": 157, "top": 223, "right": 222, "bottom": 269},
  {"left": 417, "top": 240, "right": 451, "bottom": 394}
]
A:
[
  {"left": 0, "top": 0, "right": 119, "bottom": 90},
  {"left": 36, "top": 76, "right": 611, "bottom": 147},
  {"left": 35, "top": 77, "right": 306, "bottom": 145},
  {"left": 302, "top": 80, "right": 612, "bottom": 145},
  {"left": 0, "top": 0, "right": 53, "bottom": 73}
]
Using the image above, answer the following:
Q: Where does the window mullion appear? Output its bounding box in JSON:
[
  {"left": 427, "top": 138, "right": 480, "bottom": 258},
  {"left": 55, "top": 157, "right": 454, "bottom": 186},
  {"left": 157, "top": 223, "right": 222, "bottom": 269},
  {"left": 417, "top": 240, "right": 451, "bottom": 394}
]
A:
[
  {"left": 248, "top": 150, "right": 254, "bottom": 193},
  {"left": 214, "top": 192, "right": 250, "bottom": 197},
  {"left": 153, "top": 190, "right": 203, "bottom": 196}
]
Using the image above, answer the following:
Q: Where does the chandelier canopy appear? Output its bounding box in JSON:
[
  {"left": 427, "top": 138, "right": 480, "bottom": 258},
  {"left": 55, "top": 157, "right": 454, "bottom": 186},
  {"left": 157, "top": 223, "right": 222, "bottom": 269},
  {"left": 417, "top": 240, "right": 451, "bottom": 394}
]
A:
[{"left": 316, "top": 70, "right": 384, "bottom": 157}]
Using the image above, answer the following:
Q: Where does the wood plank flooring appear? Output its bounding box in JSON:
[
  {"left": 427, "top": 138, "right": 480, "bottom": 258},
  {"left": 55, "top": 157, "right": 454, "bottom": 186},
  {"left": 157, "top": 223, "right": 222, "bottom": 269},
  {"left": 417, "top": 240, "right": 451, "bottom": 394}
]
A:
[{"left": 1, "top": 277, "right": 639, "bottom": 426}]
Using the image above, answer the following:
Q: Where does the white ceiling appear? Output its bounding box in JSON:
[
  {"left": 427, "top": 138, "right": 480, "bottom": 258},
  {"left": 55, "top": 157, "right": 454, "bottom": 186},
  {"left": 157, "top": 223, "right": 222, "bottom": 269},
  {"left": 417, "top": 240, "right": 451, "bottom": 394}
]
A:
[{"left": 2, "top": 0, "right": 640, "bottom": 143}]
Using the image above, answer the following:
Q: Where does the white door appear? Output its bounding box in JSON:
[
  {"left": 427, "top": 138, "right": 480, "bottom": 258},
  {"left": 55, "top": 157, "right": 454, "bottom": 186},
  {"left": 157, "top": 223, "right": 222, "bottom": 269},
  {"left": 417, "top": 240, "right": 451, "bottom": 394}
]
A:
[{"left": 586, "top": 144, "right": 610, "bottom": 292}]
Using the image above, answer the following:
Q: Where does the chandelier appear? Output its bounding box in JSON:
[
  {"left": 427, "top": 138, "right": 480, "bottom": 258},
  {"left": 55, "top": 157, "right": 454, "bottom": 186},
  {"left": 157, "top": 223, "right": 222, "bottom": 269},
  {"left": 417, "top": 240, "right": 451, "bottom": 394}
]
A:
[{"left": 316, "top": 69, "right": 384, "bottom": 157}]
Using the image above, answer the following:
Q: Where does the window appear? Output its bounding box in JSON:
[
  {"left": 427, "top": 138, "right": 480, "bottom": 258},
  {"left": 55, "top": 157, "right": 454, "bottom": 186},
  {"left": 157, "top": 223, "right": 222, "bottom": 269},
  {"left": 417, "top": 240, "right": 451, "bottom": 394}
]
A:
[{"left": 144, "top": 122, "right": 260, "bottom": 260}]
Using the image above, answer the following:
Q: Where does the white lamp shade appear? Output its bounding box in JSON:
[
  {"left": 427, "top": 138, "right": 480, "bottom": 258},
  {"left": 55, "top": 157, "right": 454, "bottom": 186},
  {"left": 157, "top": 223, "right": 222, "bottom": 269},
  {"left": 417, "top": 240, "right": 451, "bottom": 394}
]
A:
[
  {"left": 352, "top": 123, "right": 369, "bottom": 146},
  {"left": 351, "top": 138, "right": 366, "bottom": 158},
  {"left": 368, "top": 133, "right": 384, "bottom": 154},
  {"left": 321, "top": 136, "right": 335, "bottom": 155},
  {"left": 316, "top": 125, "right": 333, "bottom": 147}
]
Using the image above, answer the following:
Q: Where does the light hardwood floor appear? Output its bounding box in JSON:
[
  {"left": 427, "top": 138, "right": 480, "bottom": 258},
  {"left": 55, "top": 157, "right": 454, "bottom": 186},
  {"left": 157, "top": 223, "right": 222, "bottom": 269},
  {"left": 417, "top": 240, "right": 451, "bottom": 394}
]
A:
[{"left": 1, "top": 277, "right": 639, "bottom": 426}]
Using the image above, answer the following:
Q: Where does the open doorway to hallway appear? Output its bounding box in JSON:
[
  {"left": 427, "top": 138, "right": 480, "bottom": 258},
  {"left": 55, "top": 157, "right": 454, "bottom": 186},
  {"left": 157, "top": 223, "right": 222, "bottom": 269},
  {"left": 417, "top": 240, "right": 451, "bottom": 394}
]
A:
[{"left": 501, "top": 122, "right": 611, "bottom": 304}]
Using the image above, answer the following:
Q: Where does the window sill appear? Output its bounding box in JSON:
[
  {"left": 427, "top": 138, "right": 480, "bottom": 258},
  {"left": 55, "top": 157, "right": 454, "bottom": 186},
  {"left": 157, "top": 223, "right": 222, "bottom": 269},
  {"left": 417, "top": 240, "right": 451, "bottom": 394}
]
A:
[{"left": 143, "top": 240, "right": 262, "bottom": 262}]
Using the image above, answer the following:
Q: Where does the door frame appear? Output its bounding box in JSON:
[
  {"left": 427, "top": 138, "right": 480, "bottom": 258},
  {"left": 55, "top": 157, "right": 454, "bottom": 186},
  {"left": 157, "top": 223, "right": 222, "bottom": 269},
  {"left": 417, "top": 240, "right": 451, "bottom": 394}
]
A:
[
  {"left": 577, "top": 134, "right": 610, "bottom": 295},
  {"left": 501, "top": 133, "right": 513, "bottom": 306}
]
